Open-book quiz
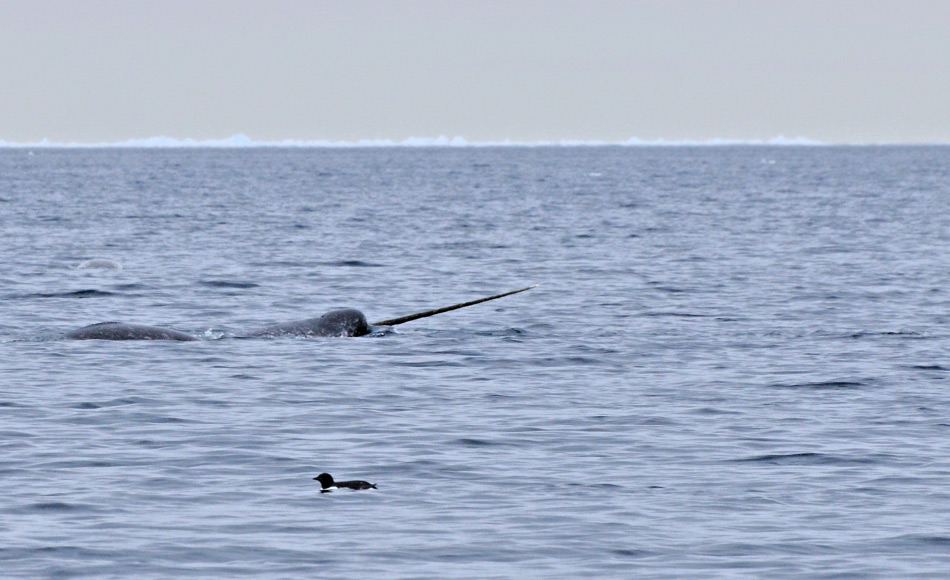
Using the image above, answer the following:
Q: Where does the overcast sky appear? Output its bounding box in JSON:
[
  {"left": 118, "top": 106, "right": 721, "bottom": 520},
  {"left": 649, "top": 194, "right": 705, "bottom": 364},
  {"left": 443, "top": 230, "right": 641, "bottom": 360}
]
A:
[{"left": 2, "top": 0, "right": 948, "bottom": 144}]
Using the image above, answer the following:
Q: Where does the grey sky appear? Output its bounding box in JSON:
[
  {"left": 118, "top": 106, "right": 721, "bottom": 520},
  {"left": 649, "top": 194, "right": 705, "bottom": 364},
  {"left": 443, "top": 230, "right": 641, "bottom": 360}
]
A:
[{"left": 2, "top": 0, "right": 948, "bottom": 144}]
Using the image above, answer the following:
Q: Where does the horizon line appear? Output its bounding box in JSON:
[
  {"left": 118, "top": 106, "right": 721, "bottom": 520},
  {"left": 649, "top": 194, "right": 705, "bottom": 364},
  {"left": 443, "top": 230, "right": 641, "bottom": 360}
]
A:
[{"left": 1, "top": 133, "right": 947, "bottom": 148}]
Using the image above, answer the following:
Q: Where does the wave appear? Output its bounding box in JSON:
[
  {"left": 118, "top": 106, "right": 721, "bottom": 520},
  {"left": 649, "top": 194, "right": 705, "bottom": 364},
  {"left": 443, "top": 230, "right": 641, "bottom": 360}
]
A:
[{"left": 0, "top": 133, "right": 833, "bottom": 148}]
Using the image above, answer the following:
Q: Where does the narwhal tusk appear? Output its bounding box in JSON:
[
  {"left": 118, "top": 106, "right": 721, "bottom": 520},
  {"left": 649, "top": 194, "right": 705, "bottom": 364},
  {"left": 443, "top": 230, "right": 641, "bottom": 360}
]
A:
[{"left": 372, "top": 285, "right": 537, "bottom": 327}]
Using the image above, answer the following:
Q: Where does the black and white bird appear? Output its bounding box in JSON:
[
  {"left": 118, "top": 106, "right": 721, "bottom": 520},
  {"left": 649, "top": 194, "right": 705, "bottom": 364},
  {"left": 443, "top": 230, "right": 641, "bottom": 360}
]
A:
[{"left": 314, "top": 473, "right": 377, "bottom": 492}]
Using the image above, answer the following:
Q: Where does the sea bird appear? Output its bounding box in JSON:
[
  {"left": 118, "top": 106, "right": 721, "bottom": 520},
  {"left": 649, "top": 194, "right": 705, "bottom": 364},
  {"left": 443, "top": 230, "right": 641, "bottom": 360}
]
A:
[{"left": 314, "top": 473, "right": 377, "bottom": 492}]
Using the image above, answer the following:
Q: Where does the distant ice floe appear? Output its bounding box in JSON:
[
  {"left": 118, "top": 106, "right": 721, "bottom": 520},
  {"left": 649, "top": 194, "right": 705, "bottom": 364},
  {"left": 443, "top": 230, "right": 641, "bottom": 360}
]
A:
[{"left": 0, "top": 133, "right": 836, "bottom": 148}]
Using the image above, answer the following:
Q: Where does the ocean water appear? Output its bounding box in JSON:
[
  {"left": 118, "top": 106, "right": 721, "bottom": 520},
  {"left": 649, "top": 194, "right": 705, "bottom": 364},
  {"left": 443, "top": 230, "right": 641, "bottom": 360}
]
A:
[{"left": 2, "top": 146, "right": 949, "bottom": 579}]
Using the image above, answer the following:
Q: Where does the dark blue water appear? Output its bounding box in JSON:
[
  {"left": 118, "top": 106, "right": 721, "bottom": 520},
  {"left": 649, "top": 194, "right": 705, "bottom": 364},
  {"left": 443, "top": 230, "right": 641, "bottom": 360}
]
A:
[{"left": 2, "top": 146, "right": 950, "bottom": 578}]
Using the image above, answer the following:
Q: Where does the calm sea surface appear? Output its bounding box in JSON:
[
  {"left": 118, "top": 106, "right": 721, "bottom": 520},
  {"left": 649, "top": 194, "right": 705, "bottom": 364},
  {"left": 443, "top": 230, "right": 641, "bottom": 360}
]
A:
[{"left": 2, "top": 146, "right": 949, "bottom": 579}]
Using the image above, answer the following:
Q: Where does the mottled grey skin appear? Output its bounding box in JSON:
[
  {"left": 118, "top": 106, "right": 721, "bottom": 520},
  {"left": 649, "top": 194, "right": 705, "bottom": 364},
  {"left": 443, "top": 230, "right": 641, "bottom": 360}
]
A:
[
  {"left": 249, "top": 308, "right": 372, "bottom": 338},
  {"left": 64, "top": 322, "right": 197, "bottom": 341},
  {"left": 77, "top": 258, "right": 121, "bottom": 270}
]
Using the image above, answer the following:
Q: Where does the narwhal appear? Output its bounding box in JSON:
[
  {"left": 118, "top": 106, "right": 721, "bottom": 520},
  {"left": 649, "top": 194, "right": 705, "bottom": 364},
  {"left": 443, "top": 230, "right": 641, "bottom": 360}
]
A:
[
  {"left": 63, "top": 285, "right": 536, "bottom": 340},
  {"left": 64, "top": 321, "right": 198, "bottom": 341}
]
